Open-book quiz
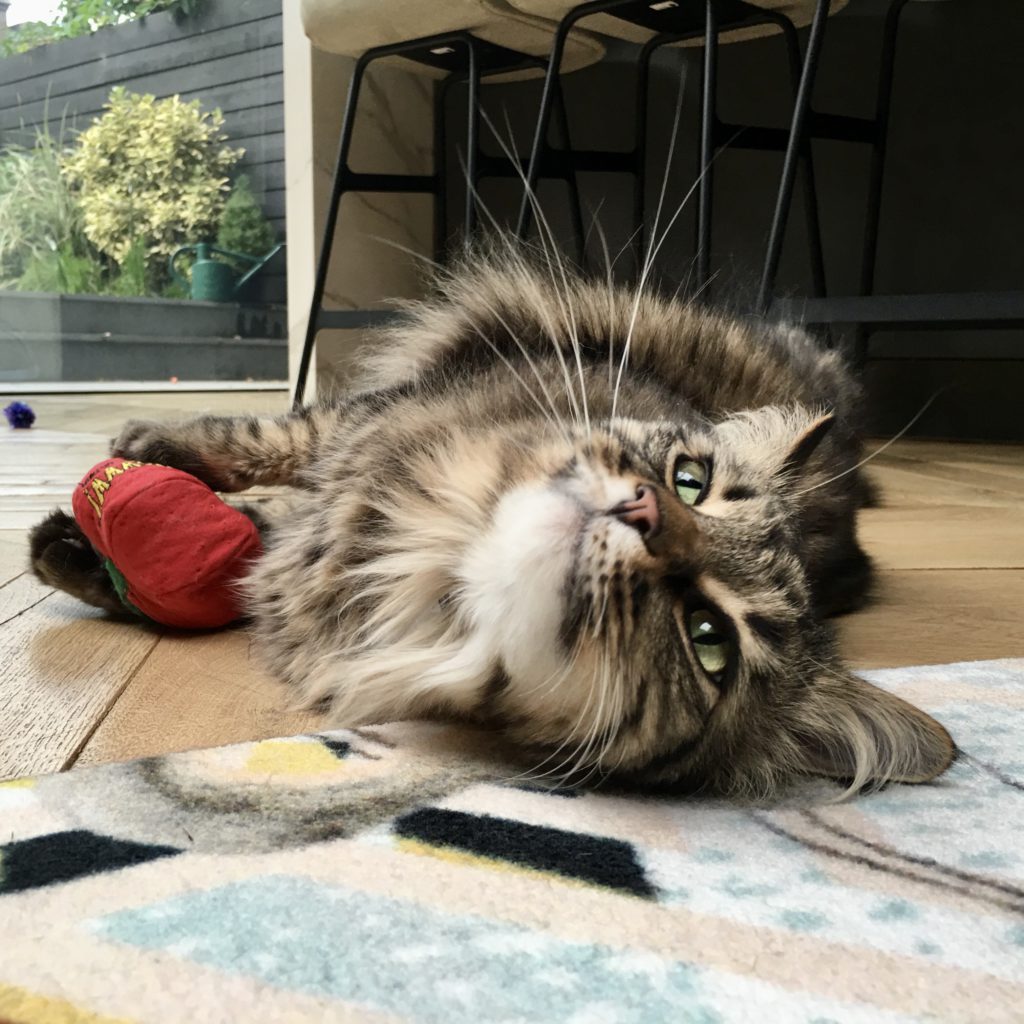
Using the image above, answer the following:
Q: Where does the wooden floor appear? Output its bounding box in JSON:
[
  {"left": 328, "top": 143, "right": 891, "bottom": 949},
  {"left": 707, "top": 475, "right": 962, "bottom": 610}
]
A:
[{"left": 2, "top": 393, "right": 1023, "bottom": 781}]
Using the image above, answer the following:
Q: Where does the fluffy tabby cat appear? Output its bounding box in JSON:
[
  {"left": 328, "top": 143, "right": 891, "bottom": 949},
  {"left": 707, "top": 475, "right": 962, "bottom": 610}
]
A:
[{"left": 30, "top": 248, "right": 955, "bottom": 797}]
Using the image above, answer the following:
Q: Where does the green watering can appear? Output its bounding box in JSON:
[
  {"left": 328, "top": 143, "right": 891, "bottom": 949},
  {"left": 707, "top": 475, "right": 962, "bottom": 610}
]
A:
[{"left": 169, "top": 241, "right": 285, "bottom": 302}]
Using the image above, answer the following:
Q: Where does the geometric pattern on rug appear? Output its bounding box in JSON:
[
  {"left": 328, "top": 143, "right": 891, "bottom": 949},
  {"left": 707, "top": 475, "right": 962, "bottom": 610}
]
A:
[
  {"left": 2, "top": 659, "right": 1023, "bottom": 1023},
  {"left": 393, "top": 807, "right": 658, "bottom": 896},
  {"left": 0, "top": 830, "right": 181, "bottom": 895},
  {"left": 91, "top": 875, "right": 697, "bottom": 1022}
]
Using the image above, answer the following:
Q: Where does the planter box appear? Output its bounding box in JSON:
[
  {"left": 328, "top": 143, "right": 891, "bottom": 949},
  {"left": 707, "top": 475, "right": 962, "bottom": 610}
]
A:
[{"left": 0, "top": 292, "right": 287, "bottom": 382}]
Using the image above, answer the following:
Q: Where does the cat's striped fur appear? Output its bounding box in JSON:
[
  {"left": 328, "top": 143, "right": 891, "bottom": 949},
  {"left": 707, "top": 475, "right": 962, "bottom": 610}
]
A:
[{"left": 33, "top": 250, "right": 955, "bottom": 797}]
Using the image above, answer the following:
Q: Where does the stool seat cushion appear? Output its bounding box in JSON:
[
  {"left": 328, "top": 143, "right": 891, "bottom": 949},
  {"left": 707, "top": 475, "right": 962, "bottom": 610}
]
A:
[
  {"left": 301, "top": 0, "right": 604, "bottom": 73},
  {"left": 508, "top": 0, "right": 848, "bottom": 48}
]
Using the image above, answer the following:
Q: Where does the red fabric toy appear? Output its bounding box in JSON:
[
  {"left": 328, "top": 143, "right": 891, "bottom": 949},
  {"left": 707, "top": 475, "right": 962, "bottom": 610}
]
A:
[{"left": 72, "top": 458, "right": 263, "bottom": 629}]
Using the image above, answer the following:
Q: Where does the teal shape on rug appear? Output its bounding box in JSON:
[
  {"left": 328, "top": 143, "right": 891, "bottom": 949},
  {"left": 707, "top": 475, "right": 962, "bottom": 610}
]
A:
[
  {"left": 868, "top": 899, "right": 919, "bottom": 923},
  {"left": 777, "top": 909, "right": 830, "bottom": 933},
  {"left": 90, "top": 874, "right": 721, "bottom": 1023}
]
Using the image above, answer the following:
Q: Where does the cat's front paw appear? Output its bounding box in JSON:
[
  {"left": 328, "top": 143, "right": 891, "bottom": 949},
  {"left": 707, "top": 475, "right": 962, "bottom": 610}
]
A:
[
  {"left": 29, "top": 509, "right": 124, "bottom": 613},
  {"left": 110, "top": 419, "right": 208, "bottom": 479}
]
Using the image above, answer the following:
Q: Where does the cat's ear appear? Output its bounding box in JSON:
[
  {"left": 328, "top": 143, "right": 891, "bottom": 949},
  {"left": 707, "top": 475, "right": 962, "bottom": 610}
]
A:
[
  {"left": 792, "top": 670, "right": 955, "bottom": 789},
  {"left": 780, "top": 411, "right": 835, "bottom": 478}
]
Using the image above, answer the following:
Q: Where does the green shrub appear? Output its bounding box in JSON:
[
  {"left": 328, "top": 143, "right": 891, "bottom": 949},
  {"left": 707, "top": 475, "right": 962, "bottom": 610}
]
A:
[
  {"left": 62, "top": 87, "right": 243, "bottom": 275},
  {"left": 0, "top": 122, "right": 97, "bottom": 288},
  {"left": 217, "top": 175, "right": 276, "bottom": 259},
  {"left": 17, "top": 242, "right": 105, "bottom": 294},
  {"left": 2, "top": 1, "right": 204, "bottom": 57},
  {"left": 104, "top": 238, "right": 149, "bottom": 296}
]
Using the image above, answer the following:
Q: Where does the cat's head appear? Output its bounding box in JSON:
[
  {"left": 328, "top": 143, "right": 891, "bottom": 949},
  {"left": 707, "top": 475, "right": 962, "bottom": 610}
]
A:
[
  {"left": 450, "top": 405, "right": 955, "bottom": 797},
  {"left": 315, "top": 251, "right": 954, "bottom": 798},
  {"left": 326, "top": 398, "right": 954, "bottom": 799}
]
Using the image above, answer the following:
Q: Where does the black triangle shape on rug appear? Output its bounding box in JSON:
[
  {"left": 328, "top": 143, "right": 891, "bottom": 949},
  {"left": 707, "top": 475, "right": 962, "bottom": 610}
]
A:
[
  {"left": 394, "top": 808, "right": 656, "bottom": 898},
  {"left": 0, "top": 830, "right": 182, "bottom": 895},
  {"left": 319, "top": 738, "right": 352, "bottom": 759}
]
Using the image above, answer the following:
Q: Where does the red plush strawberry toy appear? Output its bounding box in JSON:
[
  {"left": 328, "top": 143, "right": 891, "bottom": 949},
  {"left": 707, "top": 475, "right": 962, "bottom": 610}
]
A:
[{"left": 71, "top": 458, "right": 262, "bottom": 629}]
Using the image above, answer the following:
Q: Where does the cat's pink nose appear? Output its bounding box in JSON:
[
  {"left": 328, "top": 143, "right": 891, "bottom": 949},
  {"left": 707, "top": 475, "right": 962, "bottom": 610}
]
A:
[{"left": 611, "top": 485, "right": 661, "bottom": 540}]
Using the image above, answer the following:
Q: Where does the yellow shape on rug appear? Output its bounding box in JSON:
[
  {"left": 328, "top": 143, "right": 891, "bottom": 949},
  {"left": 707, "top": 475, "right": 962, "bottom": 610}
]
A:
[
  {"left": 0, "top": 983, "right": 133, "bottom": 1024},
  {"left": 396, "top": 837, "right": 590, "bottom": 891},
  {"left": 244, "top": 739, "right": 343, "bottom": 776}
]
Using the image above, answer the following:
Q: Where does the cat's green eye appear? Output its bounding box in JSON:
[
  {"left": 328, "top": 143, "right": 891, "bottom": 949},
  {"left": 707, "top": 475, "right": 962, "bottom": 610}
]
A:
[
  {"left": 674, "top": 459, "right": 708, "bottom": 506},
  {"left": 688, "top": 609, "right": 731, "bottom": 678}
]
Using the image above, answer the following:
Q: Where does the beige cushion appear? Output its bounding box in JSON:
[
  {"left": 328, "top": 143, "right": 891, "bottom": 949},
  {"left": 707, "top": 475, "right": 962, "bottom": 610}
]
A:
[
  {"left": 301, "top": 0, "right": 605, "bottom": 73},
  {"left": 508, "top": 0, "right": 849, "bottom": 48}
]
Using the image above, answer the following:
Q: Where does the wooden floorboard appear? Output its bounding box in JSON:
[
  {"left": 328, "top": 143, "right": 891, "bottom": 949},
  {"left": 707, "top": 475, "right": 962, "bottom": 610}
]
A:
[
  {"left": 1, "top": 394, "right": 1022, "bottom": 780},
  {"left": 858, "top": 505, "right": 1024, "bottom": 570},
  {"left": 0, "top": 530, "right": 30, "bottom": 587},
  {"left": 0, "top": 392, "right": 289, "bottom": 530},
  {"left": 837, "top": 568, "right": 1024, "bottom": 669},
  {"left": 75, "top": 628, "right": 321, "bottom": 768},
  {"left": 0, "top": 572, "right": 53, "bottom": 626},
  {"left": 0, "top": 591, "right": 160, "bottom": 779}
]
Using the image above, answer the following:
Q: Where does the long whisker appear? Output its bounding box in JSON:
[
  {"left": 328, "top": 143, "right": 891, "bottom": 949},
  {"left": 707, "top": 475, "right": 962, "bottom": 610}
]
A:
[
  {"left": 485, "top": 108, "right": 592, "bottom": 437},
  {"left": 589, "top": 210, "right": 619, "bottom": 395},
  {"left": 452, "top": 146, "right": 580, "bottom": 440},
  {"left": 466, "top": 321, "right": 569, "bottom": 436},
  {"left": 451, "top": 132, "right": 584, "bottom": 433},
  {"left": 506, "top": 140, "right": 593, "bottom": 441},
  {"left": 582, "top": 197, "right": 607, "bottom": 258},
  {"left": 482, "top": 115, "right": 581, "bottom": 422},
  {"left": 612, "top": 135, "right": 739, "bottom": 422},
  {"left": 612, "top": 65, "right": 687, "bottom": 423},
  {"left": 470, "top": 297, "right": 575, "bottom": 440}
]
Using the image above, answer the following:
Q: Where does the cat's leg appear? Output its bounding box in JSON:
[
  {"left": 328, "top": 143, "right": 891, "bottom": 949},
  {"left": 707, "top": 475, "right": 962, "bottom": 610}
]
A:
[{"left": 110, "top": 405, "right": 340, "bottom": 492}]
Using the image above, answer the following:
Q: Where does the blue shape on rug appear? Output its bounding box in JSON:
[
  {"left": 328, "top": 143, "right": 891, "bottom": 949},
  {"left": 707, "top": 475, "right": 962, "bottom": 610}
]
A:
[{"left": 91, "top": 875, "right": 719, "bottom": 1023}]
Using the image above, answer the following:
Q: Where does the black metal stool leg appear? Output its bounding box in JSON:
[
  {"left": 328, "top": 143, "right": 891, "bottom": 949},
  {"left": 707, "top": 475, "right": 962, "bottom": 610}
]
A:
[
  {"left": 696, "top": 0, "right": 719, "bottom": 292},
  {"left": 776, "top": 13, "right": 827, "bottom": 299},
  {"left": 854, "top": 0, "right": 911, "bottom": 362},
  {"left": 293, "top": 52, "right": 371, "bottom": 408},
  {"left": 550, "top": 77, "right": 588, "bottom": 263},
  {"left": 464, "top": 38, "right": 481, "bottom": 235},
  {"left": 517, "top": 8, "right": 583, "bottom": 238},
  {"left": 435, "top": 75, "right": 453, "bottom": 262},
  {"left": 633, "top": 37, "right": 660, "bottom": 274},
  {"left": 756, "top": 0, "right": 830, "bottom": 314}
]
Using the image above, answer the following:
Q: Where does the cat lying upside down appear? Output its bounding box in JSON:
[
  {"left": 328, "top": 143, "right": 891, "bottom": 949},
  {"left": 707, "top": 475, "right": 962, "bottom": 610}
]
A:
[{"left": 31, "top": 250, "right": 955, "bottom": 798}]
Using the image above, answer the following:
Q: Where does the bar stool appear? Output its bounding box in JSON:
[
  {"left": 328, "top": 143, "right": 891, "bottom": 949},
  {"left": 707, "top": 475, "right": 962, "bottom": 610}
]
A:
[
  {"left": 762, "top": 0, "right": 1024, "bottom": 360},
  {"left": 293, "top": 0, "right": 606, "bottom": 405},
  {"left": 510, "top": 0, "right": 849, "bottom": 297}
]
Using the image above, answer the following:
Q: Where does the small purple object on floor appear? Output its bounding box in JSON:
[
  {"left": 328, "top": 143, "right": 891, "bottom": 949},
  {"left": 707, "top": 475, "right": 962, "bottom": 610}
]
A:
[{"left": 4, "top": 400, "right": 36, "bottom": 429}]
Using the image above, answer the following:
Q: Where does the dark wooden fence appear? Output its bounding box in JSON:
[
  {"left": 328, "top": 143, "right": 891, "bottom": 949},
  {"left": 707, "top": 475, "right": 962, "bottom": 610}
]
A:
[{"left": 0, "top": 0, "right": 285, "bottom": 303}]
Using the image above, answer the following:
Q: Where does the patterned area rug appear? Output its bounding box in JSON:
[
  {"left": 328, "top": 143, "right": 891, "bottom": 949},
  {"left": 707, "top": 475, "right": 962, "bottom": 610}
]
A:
[{"left": 2, "top": 659, "right": 1023, "bottom": 1024}]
